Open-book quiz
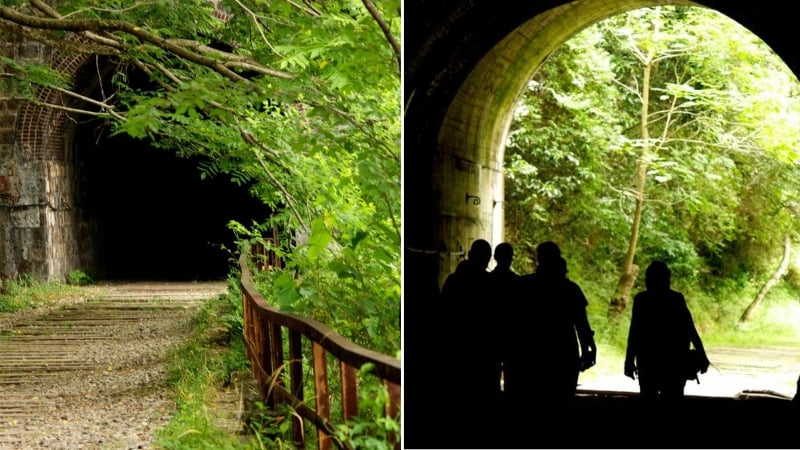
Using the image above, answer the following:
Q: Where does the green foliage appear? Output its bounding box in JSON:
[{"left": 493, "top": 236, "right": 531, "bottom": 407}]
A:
[
  {"left": 67, "top": 270, "right": 95, "bottom": 286},
  {"left": 245, "top": 402, "right": 296, "bottom": 450},
  {"left": 0, "top": 54, "right": 71, "bottom": 100},
  {"left": 507, "top": 5, "right": 800, "bottom": 288},
  {"left": 333, "top": 365, "right": 400, "bottom": 450},
  {"left": 120, "top": 0, "right": 401, "bottom": 357},
  {"left": 506, "top": 5, "right": 800, "bottom": 367},
  {"left": 156, "top": 274, "right": 399, "bottom": 449},
  {"left": 0, "top": 0, "right": 400, "bottom": 361},
  {"left": 784, "top": 265, "right": 800, "bottom": 291},
  {"left": 156, "top": 289, "right": 268, "bottom": 450},
  {"left": 0, "top": 275, "right": 83, "bottom": 313}
]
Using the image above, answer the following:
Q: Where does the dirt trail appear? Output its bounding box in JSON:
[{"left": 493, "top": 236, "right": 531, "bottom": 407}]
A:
[{"left": 0, "top": 281, "right": 228, "bottom": 450}]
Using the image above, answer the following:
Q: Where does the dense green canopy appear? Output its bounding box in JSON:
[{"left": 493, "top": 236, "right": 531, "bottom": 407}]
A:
[
  {"left": 0, "top": 0, "right": 401, "bottom": 354},
  {"left": 505, "top": 6, "right": 800, "bottom": 326}
]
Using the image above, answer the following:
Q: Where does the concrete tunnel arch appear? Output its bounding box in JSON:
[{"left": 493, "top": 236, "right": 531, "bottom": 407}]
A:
[
  {"left": 403, "top": 0, "right": 800, "bottom": 440},
  {"left": 429, "top": 0, "right": 693, "bottom": 287},
  {"left": 404, "top": 0, "right": 800, "bottom": 296}
]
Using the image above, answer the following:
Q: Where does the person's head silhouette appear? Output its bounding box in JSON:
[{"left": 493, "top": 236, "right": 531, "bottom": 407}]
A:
[
  {"left": 493, "top": 242, "right": 513, "bottom": 270},
  {"left": 468, "top": 239, "right": 492, "bottom": 270},
  {"left": 535, "top": 241, "right": 561, "bottom": 268},
  {"left": 645, "top": 260, "right": 671, "bottom": 291}
]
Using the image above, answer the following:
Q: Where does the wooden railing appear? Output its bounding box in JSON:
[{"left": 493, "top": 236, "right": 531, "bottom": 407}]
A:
[
  {"left": 249, "top": 225, "right": 283, "bottom": 271},
  {"left": 239, "top": 251, "right": 401, "bottom": 450}
]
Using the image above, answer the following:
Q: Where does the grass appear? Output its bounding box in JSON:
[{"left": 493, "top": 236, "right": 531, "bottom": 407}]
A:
[
  {"left": 154, "top": 280, "right": 296, "bottom": 450},
  {"left": 581, "top": 272, "right": 800, "bottom": 347},
  {"left": 0, "top": 274, "right": 88, "bottom": 313},
  {"left": 154, "top": 288, "right": 254, "bottom": 449}
]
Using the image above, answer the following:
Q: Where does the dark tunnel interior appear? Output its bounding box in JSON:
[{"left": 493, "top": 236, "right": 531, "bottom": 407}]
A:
[
  {"left": 72, "top": 125, "right": 269, "bottom": 282},
  {"left": 65, "top": 58, "right": 272, "bottom": 282}
]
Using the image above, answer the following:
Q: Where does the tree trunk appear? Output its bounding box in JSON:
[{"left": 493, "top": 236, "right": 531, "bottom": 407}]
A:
[
  {"left": 608, "top": 51, "right": 654, "bottom": 318},
  {"left": 739, "top": 235, "right": 792, "bottom": 324},
  {"left": 609, "top": 264, "right": 640, "bottom": 317}
]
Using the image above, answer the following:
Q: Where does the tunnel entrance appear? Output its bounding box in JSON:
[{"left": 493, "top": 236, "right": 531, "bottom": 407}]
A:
[
  {"left": 66, "top": 57, "right": 270, "bottom": 282},
  {"left": 72, "top": 124, "right": 268, "bottom": 282}
]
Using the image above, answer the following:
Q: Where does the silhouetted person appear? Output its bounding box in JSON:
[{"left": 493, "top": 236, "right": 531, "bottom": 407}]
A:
[
  {"left": 505, "top": 241, "right": 596, "bottom": 434},
  {"left": 437, "top": 239, "right": 496, "bottom": 442},
  {"left": 624, "top": 260, "right": 709, "bottom": 410},
  {"left": 488, "top": 242, "right": 521, "bottom": 403},
  {"left": 490, "top": 242, "right": 517, "bottom": 280},
  {"left": 794, "top": 374, "right": 800, "bottom": 405}
]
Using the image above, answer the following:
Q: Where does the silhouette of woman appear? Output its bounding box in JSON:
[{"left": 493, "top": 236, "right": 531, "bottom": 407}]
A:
[{"left": 624, "top": 260, "right": 710, "bottom": 407}]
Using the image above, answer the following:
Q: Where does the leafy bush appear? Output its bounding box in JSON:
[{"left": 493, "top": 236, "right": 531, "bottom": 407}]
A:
[
  {"left": 67, "top": 270, "right": 95, "bottom": 286},
  {"left": 333, "top": 365, "right": 400, "bottom": 450}
]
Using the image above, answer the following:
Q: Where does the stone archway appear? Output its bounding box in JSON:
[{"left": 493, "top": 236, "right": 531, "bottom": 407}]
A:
[
  {"left": 0, "top": 37, "right": 266, "bottom": 282},
  {"left": 0, "top": 34, "right": 99, "bottom": 281}
]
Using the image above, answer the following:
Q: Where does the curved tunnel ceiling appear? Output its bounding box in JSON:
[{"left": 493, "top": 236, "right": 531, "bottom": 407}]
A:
[{"left": 404, "top": 0, "right": 800, "bottom": 292}]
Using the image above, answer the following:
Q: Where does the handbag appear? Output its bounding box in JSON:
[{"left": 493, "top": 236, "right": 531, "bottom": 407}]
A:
[{"left": 685, "top": 348, "right": 707, "bottom": 382}]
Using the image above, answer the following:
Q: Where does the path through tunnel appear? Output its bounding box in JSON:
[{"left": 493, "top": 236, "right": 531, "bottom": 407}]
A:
[{"left": 72, "top": 125, "right": 268, "bottom": 282}]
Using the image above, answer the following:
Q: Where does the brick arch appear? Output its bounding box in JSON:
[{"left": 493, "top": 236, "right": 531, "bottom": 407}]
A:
[
  {"left": 16, "top": 0, "right": 233, "bottom": 162},
  {"left": 0, "top": 1, "right": 236, "bottom": 281},
  {"left": 16, "top": 42, "right": 92, "bottom": 162}
]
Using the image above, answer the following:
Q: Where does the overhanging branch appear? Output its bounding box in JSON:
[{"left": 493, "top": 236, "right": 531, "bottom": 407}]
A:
[{"left": 0, "top": 5, "right": 293, "bottom": 82}]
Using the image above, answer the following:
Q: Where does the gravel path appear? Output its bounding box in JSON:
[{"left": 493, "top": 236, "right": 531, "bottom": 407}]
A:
[{"left": 0, "top": 282, "right": 228, "bottom": 450}]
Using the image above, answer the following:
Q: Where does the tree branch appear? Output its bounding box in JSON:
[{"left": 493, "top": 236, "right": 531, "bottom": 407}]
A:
[
  {"left": 312, "top": 97, "right": 399, "bottom": 163},
  {"left": 29, "top": 0, "right": 126, "bottom": 50},
  {"left": 361, "top": 0, "right": 400, "bottom": 69},
  {"left": 167, "top": 39, "right": 292, "bottom": 79},
  {"left": 0, "top": 5, "right": 292, "bottom": 82},
  {"left": 0, "top": 21, "right": 119, "bottom": 56},
  {"left": 50, "top": 85, "right": 125, "bottom": 120},
  {"left": 288, "top": 0, "right": 321, "bottom": 17},
  {"left": 231, "top": 0, "right": 282, "bottom": 57},
  {"left": 251, "top": 146, "right": 307, "bottom": 231},
  {"left": 234, "top": 120, "right": 306, "bottom": 229}
]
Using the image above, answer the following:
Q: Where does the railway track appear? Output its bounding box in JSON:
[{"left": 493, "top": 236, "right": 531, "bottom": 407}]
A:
[{"left": 0, "top": 282, "right": 227, "bottom": 449}]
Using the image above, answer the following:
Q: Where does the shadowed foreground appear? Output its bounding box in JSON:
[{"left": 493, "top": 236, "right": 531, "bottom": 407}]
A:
[{"left": 406, "top": 391, "right": 797, "bottom": 449}]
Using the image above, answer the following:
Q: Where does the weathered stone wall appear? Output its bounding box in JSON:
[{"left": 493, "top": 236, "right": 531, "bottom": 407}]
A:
[
  {"left": 0, "top": 25, "right": 89, "bottom": 282},
  {"left": 1, "top": 26, "right": 46, "bottom": 280}
]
